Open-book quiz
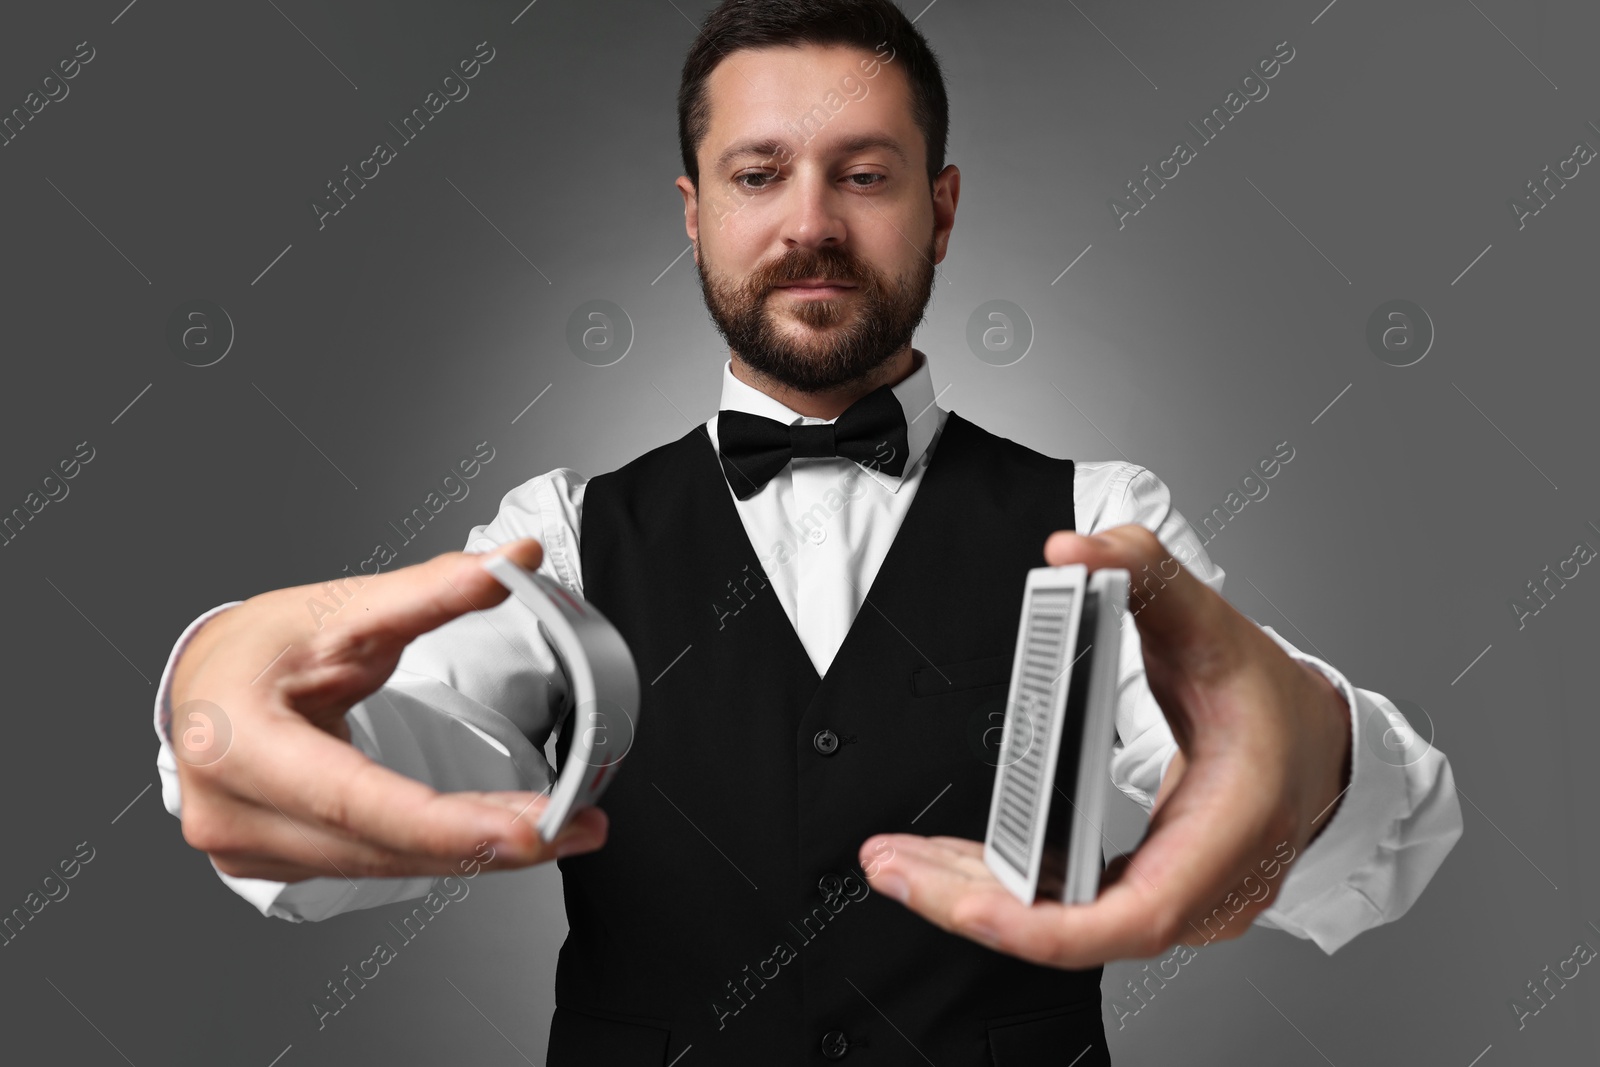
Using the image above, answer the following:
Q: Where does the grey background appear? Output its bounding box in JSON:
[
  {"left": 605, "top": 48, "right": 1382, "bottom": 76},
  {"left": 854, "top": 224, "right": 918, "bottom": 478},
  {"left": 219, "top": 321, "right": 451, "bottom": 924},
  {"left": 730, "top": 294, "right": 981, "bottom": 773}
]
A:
[{"left": 1, "top": 0, "right": 1595, "bottom": 1063}]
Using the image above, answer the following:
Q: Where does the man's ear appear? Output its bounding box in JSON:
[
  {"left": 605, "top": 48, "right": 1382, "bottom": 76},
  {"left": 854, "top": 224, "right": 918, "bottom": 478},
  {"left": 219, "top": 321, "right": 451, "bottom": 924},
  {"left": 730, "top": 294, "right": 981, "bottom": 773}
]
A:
[
  {"left": 931, "top": 164, "right": 960, "bottom": 265},
  {"left": 675, "top": 175, "right": 700, "bottom": 260}
]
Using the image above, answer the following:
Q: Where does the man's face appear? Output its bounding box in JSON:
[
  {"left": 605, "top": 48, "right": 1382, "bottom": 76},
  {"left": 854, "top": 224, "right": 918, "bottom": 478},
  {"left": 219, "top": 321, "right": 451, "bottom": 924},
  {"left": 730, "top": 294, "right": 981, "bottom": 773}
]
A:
[{"left": 679, "top": 43, "right": 957, "bottom": 393}]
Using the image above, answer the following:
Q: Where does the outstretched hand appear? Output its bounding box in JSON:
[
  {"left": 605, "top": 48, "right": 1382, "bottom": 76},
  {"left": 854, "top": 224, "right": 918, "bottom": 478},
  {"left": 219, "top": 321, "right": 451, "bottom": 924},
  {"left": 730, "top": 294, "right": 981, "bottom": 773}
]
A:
[{"left": 858, "top": 525, "right": 1351, "bottom": 968}]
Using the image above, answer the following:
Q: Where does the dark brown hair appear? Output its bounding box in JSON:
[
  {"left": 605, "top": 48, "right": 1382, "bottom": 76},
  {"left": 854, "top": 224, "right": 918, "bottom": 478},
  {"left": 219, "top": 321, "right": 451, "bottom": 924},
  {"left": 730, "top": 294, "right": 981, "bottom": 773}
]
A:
[{"left": 677, "top": 0, "right": 949, "bottom": 187}]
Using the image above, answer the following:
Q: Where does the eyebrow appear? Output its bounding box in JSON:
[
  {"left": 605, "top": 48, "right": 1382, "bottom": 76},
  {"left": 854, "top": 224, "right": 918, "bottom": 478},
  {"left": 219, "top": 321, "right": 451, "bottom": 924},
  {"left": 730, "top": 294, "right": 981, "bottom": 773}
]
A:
[{"left": 714, "top": 132, "right": 912, "bottom": 174}]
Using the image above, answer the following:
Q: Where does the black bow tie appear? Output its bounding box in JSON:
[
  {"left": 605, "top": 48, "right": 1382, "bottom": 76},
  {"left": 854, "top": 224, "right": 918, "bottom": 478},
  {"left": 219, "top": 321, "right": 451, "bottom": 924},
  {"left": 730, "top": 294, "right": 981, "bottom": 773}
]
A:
[{"left": 716, "top": 384, "right": 910, "bottom": 500}]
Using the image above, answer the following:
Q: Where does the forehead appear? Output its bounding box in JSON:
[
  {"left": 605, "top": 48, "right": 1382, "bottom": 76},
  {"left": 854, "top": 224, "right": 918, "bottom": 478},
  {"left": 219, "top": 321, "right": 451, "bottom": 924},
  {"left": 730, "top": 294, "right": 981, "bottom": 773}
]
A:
[{"left": 700, "top": 42, "right": 921, "bottom": 168}]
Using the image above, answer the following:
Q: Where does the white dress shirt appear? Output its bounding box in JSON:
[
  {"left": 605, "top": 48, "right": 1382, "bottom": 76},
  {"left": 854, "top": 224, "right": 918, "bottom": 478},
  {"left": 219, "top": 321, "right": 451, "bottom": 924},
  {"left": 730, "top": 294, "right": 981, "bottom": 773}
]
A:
[{"left": 153, "top": 350, "right": 1462, "bottom": 954}]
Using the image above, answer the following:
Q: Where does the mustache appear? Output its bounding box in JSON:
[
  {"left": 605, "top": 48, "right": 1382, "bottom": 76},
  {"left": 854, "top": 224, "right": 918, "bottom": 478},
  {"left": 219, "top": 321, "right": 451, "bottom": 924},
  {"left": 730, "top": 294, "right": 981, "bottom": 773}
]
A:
[{"left": 755, "top": 248, "right": 871, "bottom": 290}]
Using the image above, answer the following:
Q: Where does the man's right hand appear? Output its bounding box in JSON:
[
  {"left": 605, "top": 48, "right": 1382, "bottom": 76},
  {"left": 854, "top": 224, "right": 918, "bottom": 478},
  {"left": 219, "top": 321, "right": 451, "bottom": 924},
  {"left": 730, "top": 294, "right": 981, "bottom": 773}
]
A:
[{"left": 167, "top": 538, "right": 607, "bottom": 883}]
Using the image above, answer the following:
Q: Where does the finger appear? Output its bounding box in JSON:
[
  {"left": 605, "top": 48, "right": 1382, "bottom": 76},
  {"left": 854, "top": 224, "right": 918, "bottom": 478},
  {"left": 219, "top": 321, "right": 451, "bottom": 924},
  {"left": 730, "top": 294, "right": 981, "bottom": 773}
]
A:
[
  {"left": 313, "top": 538, "right": 545, "bottom": 652},
  {"left": 867, "top": 774, "right": 1286, "bottom": 968},
  {"left": 199, "top": 787, "right": 606, "bottom": 881},
  {"left": 209, "top": 714, "right": 605, "bottom": 868},
  {"left": 862, "top": 834, "right": 1083, "bottom": 966},
  {"left": 1042, "top": 527, "right": 1227, "bottom": 653}
]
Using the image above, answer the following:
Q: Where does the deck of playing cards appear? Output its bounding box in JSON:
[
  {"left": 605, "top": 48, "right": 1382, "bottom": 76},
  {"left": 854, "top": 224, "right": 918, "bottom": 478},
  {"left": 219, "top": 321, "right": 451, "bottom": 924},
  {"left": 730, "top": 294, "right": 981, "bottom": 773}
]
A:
[
  {"left": 983, "top": 565, "right": 1128, "bottom": 905},
  {"left": 483, "top": 555, "right": 641, "bottom": 842}
]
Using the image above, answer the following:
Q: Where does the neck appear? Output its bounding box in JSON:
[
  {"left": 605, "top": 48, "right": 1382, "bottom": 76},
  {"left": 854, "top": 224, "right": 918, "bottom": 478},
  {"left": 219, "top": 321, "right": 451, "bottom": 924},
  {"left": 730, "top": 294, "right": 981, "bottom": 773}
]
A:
[{"left": 729, "top": 346, "right": 918, "bottom": 419}]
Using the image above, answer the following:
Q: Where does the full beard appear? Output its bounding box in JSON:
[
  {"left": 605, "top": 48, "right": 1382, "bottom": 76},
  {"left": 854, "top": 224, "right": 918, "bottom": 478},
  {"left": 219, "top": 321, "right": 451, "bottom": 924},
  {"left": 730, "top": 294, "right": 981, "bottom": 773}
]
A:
[{"left": 696, "top": 239, "right": 937, "bottom": 394}]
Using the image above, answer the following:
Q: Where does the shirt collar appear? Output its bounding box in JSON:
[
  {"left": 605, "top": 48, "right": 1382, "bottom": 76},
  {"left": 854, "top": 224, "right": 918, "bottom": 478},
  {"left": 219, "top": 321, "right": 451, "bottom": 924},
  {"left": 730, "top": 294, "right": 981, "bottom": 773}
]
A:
[{"left": 706, "top": 349, "right": 940, "bottom": 495}]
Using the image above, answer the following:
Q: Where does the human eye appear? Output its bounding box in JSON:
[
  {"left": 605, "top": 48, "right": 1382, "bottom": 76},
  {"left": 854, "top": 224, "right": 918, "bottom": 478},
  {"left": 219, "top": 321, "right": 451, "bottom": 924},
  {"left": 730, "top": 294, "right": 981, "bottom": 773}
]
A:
[
  {"left": 735, "top": 168, "right": 778, "bottom": 190},
  {"left": 844, "top": 171, "right": 887, "bottom": 190}
]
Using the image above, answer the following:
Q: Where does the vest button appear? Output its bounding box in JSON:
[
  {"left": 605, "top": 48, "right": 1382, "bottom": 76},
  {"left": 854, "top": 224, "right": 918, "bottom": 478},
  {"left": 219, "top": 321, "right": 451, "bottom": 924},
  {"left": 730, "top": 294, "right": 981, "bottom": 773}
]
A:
[
  {"left": 820, "top": 1029, "right": 851, "bottom": 1059},
  {"left": 817, "top": 873, "right": 844, "bottom": 900},
  {"left": 812, "top": 729, "right": 840, "bottom": 755},
  {"left": 806, "top": 525, "right": 826, "bottom": 544}
]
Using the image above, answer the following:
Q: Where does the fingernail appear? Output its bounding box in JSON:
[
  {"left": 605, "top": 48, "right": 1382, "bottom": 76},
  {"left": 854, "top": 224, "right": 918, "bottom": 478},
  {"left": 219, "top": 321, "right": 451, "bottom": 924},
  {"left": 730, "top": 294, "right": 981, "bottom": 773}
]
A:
[{"left": 874, "top": 872, "right": 909, "bottom": 903}]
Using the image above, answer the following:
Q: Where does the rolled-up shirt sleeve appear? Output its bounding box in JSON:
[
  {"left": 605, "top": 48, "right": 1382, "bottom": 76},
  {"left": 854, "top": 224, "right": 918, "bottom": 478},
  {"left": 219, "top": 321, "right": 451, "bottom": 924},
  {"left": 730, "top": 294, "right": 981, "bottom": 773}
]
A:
[
  {"left": 152, "top": 469, "right": 590, "bottom": 922},
  {"left": 1077, "top": 460, "right": 1463, "bottom": 954}
]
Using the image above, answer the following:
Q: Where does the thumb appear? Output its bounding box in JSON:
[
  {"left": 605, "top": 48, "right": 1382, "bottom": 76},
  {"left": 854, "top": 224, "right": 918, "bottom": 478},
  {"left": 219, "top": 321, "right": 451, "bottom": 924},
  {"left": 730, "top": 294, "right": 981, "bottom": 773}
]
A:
[
  {"left": 1042, "top": 526, "right": 1224, "bottom": 653},
  {"left": 324, "top": 538, "right": 545, "bottom": 648}
]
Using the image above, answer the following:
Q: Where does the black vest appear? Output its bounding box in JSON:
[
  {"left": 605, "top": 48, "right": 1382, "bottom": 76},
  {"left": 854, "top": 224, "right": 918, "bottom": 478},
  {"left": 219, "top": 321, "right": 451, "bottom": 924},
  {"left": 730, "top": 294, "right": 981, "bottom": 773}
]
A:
[{"left": 549, "top": 411, "right": 1112, "bottom": 1066}]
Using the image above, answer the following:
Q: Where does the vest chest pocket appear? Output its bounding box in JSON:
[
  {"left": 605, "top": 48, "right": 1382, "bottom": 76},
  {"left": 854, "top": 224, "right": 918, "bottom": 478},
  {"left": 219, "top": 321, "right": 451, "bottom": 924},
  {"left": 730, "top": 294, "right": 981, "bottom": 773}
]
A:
[{"left": 909, "top": 652, "right": 1012, "bottom": 698}]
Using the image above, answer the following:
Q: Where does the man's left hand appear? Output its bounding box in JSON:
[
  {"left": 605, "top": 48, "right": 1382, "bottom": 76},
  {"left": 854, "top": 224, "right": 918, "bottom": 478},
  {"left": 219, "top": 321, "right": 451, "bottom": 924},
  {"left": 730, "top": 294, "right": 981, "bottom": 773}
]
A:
[{"left": 859, "top": 524, "right": 1352, "bottom": 969}]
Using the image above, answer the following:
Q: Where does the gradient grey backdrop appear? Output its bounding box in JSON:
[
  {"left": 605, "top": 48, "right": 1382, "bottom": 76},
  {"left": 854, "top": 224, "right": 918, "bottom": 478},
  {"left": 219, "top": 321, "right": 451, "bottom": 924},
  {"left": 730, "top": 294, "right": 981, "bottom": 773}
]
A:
[{"left": 1, "top": 0, "right": 1595, "bottom": 1063}]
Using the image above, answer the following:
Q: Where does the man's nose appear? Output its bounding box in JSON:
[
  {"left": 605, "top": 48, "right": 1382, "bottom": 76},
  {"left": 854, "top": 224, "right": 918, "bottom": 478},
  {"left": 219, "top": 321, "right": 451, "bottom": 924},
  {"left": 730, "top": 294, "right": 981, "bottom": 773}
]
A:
[{"left": 779, "top": 169, "right": 847, "bottom": 249}]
